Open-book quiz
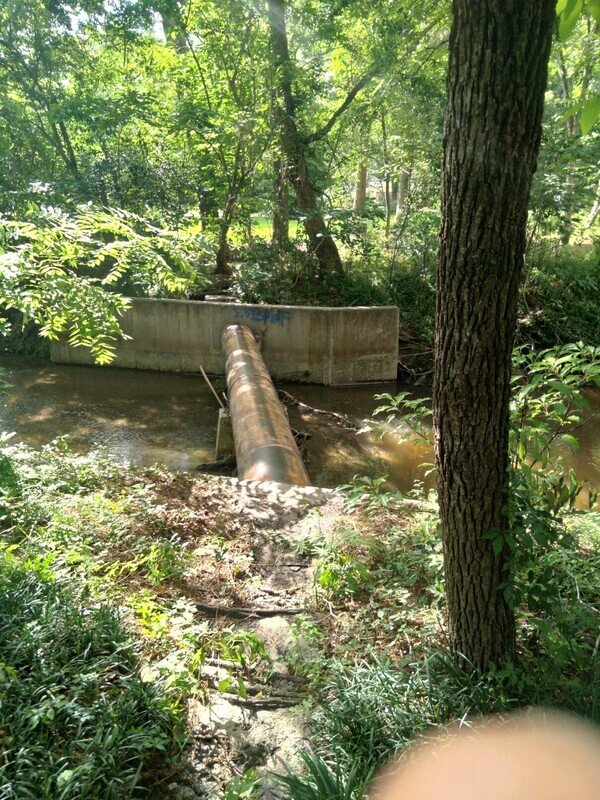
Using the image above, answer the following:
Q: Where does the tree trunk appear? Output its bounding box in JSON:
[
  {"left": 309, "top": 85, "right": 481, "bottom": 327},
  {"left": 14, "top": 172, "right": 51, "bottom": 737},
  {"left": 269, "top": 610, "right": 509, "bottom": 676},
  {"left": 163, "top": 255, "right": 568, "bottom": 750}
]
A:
[
  {"left": 433, "top": 0, "right": 555, "bottom": 669},
  {"left": 394, "top": 166, "right": 411, "bottom": 225},
  {"left": 586, "top": 178, "right": 600, "bottom": 229},
  {"left": 272, "top": 157, "right": 290, "bottom": 247},
  {"left": 267, "top": 0, "right": 344, "bottom": 274},
  {"left": 160, "top": 13, "right": 188, "bottom": 54},
  {"left": 353, "top": 161, "right": 367, "bottom": 212},
  {"left": 381, "top": 113, "right": 391, "bottom": 238},
  {"left": 215, "top": 195, "right": 236, "bottom": 276}
]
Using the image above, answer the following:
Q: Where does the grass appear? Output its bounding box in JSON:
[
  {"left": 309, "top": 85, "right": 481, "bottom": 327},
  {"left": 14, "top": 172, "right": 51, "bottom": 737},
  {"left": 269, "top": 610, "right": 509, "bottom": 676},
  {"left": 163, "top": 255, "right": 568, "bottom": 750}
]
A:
[
  {"left": 0, "top": 440, "right": 274, "bottom": 797},
  {"left": 230, "top": 216, "right": 300, "bottom": 243},
  {"left": 0, "top": 552, "right": 179, "bottom": 799},
  {"left": 272, "top": 490, "right": 600, "bottom": 799}
]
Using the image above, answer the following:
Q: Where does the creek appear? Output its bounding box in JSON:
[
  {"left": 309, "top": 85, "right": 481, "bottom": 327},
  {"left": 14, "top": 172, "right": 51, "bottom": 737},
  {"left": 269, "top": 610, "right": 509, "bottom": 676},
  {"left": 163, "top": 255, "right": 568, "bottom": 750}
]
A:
[{"left": 1, "top": 356, "right": 599, "bottom": 502}]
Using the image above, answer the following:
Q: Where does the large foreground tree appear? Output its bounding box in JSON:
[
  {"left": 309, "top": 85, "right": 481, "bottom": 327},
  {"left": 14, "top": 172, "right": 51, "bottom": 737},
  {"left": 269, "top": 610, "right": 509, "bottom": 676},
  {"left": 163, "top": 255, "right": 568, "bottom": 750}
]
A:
[{"left": 433, "top": 0, "right": 556, "bottom": 668}]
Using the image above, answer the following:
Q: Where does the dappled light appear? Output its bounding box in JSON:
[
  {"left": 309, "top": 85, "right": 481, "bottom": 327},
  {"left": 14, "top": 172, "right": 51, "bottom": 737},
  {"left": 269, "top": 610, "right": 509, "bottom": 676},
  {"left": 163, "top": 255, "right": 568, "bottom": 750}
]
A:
[{"left": 1, "top": 0, "right": 599, "bottom": 795}]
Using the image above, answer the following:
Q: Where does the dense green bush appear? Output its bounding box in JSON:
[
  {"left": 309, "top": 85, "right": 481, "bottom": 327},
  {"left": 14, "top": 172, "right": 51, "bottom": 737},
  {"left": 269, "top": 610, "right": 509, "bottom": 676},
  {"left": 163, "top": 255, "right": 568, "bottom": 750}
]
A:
[
  {"left": 0, "top": 553, "right": 180, "bottom": 799},
  {"left": 519, "top": 244, "right": 600, "bottom": 346}
]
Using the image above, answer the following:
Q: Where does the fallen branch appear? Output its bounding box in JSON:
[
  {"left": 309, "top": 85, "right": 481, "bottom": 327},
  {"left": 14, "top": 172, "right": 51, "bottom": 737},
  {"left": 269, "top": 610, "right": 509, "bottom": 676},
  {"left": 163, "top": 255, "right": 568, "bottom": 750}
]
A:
[
  {"left": 200, "top": 364, "right": 227, "bottom": 410},
  {"left": 222, "top": 695, "right": 303, "bottom": 709},
  {"left": 194, "top": 602, "right": 306, "bottom": 619},
  {"left": 279, "top": 390, "right": 358, "bottom": 430}
]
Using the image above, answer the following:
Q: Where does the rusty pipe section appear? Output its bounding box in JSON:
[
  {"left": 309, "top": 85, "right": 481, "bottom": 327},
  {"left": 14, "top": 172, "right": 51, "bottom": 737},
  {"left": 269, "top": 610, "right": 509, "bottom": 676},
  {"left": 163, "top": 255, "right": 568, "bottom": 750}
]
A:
[{"left": 222, "top": 323, "right": 310, "bottom": 485}]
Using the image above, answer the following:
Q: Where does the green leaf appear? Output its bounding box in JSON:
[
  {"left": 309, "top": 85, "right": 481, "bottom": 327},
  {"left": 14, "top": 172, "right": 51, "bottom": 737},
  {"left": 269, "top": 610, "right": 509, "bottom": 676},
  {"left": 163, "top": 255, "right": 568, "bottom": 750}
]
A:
[
  {"left": 492, "top": 536, "right": 504, "bottom": 555},
  {"left": 587, "top": 0, "right": 600, "bottom": 23},
  {"left": 559, "top": 0, "right": 583, "bottom": 39},
  {"left": 561, "top": 433, "right": 580, "bottom": 450},
  {"left": 548, "top": 380, "right": 572, "bottom": 396},
  {"left": 580, "top": 95, "right": 600, "bottom": 135}
]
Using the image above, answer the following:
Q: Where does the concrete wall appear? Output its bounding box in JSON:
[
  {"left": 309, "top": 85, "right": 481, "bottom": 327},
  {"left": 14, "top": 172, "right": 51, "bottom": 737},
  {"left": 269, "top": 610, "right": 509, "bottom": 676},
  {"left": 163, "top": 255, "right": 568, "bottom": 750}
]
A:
[{"left": 50, "top": 298, "right": 399, "bottom": 385}]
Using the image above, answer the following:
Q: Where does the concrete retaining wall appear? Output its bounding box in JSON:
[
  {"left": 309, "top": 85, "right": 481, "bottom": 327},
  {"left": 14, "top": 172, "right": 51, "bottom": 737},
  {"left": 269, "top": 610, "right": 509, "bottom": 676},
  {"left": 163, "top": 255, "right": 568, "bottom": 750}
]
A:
[{"left": 50, "top": 298, "right": 399, "bottom": 385}]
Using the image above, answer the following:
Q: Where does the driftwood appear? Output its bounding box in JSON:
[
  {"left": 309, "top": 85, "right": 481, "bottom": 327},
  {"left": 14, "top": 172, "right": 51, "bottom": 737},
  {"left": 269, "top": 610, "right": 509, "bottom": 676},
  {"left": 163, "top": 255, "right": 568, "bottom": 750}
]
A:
[
  {"left": 194, "top": 602, "right": 306, "bottom": 619},
  {"left": 397, "top": 339, "right": 434, "bottom": 384},
  {"left": 221, "top": 695, "right": 303, "bottom": 709},
  {"left": 194, "top": 456, "right": 236, "bottom": 474},
  {"left": 278, "top": 390, "right": 358, "bottom": 430}
]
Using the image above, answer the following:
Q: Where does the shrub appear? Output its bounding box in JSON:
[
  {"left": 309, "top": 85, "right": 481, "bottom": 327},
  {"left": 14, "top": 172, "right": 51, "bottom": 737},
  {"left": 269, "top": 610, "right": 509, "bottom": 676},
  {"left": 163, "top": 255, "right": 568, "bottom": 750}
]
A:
[{"left": 0, "top": 553, "right": 181, "bottom": 799}]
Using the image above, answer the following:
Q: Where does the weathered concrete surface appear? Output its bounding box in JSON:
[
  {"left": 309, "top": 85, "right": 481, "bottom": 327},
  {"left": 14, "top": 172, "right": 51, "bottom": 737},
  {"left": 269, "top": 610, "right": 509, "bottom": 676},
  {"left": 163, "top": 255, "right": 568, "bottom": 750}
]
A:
[{"left": 50, "top": 298, "right": 399, "bottom": 385}]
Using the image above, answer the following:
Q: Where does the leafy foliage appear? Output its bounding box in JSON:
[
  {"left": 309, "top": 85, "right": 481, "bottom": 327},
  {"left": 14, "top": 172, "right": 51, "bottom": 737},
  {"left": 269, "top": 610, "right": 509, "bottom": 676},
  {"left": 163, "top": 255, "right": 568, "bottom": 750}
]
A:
[
  {"left": 0, "top": 552, "right": 180, "bottom": 798},
  {"left": 0, "top": 205, "right": 210, "bottom": 363},
  {"left": 485, "top": 343, "right": 600, "bottom": 611},
  {"left": 519, "top": 245, "right": 600, "bottom": 346}
]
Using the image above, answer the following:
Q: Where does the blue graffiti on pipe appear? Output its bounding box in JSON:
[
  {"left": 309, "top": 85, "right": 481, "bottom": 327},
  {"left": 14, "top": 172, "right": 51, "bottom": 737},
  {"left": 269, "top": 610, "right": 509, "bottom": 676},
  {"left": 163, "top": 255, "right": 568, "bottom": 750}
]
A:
[{"left": 234, "top": 307, "right": 292, "bottom": 328}]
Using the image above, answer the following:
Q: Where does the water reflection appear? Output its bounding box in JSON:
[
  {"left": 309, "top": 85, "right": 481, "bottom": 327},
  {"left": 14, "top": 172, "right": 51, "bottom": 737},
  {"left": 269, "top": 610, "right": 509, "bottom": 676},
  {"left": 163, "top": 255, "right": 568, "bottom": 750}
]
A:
[
  {"left": 0, "top": 357, "right": 598, "bottom": 502},
  {"left": 0, "top": 357, "right": 219, "bottom": 470},
  {"left": 282, "top": 382, "right": 600, "bottom": 507}
]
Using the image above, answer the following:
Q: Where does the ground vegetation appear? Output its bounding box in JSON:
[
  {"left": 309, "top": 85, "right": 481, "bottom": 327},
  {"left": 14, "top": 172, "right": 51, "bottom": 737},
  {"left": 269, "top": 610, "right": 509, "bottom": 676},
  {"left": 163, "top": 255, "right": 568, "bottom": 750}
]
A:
[
  {"left": 1, "top": 0, "right": 600, "bottom": 796},
  {"left": 0, "top": 342, "right": 598, "bottom": 797}
]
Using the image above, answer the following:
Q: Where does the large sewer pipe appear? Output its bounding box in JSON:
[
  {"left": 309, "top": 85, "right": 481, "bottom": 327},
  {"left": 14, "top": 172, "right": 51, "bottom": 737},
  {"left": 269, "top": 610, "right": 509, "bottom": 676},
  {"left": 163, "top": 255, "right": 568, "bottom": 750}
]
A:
[{"left": 222, "top": 323, "right": 310, "bottom": 485}]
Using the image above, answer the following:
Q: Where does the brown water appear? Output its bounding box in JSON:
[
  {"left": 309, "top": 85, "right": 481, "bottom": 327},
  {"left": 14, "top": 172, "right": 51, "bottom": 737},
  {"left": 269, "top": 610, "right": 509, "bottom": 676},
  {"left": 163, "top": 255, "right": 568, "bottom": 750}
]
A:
[{"left": 1, "top": 356, "right": 599, "bottom": 498}]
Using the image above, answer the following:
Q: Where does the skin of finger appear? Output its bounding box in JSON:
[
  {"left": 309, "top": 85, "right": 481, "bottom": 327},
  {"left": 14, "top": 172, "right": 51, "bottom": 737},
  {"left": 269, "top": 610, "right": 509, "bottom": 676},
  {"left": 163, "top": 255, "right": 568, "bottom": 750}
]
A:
[{"left": 371, "top": 713, "right": 600, "bottom": 800}]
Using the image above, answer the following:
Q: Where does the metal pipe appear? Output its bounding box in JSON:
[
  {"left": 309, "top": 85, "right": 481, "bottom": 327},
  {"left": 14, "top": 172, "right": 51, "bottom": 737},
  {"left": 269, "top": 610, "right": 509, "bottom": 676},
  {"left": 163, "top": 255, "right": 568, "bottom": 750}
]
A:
[{"left": 222, "top": 323, "right": 310, "bottom": 485}]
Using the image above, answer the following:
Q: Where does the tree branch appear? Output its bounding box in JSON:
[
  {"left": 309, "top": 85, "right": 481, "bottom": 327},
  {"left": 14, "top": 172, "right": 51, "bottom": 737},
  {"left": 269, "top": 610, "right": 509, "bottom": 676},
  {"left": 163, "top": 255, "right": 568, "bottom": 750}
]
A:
[{"left": 303, "top": 65, "right": 383, "bottom": 145}]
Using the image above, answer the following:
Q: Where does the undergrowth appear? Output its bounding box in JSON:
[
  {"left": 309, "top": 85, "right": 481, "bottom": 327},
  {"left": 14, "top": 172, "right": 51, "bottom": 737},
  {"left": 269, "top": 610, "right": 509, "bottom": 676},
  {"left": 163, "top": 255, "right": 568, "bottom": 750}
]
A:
[
  {"left": 0, "top": 441, "right": 272, "bottom": 797},
  {"left": 274, "top": 504, "right": 600, "bottom": 799},
  {"left": 0, "top": 552, "right": 180, "bottom": 798},
  {"left": 228, "top": 240, "right": 599, "bottom": 349},
  {"left": 274, "top": 342, "right": 600, "bottom": 800}
]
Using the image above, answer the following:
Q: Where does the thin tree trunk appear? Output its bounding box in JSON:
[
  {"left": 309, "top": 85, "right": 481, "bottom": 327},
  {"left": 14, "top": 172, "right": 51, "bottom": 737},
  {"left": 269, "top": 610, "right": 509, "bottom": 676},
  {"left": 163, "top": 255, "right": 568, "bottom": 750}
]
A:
[
  {"left": 353, "top": 161, "right": 367, "bottom": 212},
  {"left": 272, "top": 157, "right": 290, "bottom": 247},
  {"left": 394, "top": 166, "right": 412, "bottom": 225},
  {"left": 267, "top": 0, "right": 344, "bottom": 274},
  {"left": 434, "top": 0, "right": 555, "bottom": 669},
  {"left": 381, "top": 113, "right": 391, "bottom": 238},
  {"left": 556, "top": 47, "right": 576, "bottom": 244},
  {"left": 215, "top": 196, "right": 237, "bottom": 275},
  {"left": 586, "top": 178, "right": 600, "bottom": 229}
]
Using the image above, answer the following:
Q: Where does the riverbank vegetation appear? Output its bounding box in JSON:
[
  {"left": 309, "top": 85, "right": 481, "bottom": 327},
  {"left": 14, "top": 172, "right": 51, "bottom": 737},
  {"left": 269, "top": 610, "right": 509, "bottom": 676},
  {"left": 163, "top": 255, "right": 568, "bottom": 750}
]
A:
[
  {"left": 0, "top": 0, "right": 598, "bottom": 357},
  {"left": 1, "top": 0, "right": 600, "bottom": 796},
  {"left": 0, "top": 343, "right": 598, "bottom": 796}
]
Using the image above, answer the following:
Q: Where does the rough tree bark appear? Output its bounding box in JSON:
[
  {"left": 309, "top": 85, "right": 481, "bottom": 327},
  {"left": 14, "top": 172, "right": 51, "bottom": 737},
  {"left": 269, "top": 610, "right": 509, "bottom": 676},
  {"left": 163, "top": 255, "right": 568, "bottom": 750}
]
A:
[
  {"left": 434, "top": 0, "right": 556, "bottom": 669},
  {"left": 267, "top": 0, "right": 344, "bottom": 274}
]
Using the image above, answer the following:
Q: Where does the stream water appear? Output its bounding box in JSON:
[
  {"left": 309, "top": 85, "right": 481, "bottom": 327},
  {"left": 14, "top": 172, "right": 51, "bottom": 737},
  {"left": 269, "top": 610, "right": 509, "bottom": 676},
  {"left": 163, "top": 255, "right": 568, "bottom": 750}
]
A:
[{"left": 1, "top": 356, "right": 599, "bottom": 500}]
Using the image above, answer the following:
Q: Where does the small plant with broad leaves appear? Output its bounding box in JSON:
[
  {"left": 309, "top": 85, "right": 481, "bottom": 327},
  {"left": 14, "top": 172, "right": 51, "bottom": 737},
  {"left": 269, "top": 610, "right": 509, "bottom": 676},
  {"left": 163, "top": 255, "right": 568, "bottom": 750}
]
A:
[
  {"left": 484, "top": 343, "right": 600, "bottom": 612},
  {"left": 371, "top": 391, "right": 432, "bottom": 447},
  {"left": 339, "top": 474, "right": 404, "bottom": 513},
  {"left": 221, "top": 769, "right": 262, "bottom": 799}
]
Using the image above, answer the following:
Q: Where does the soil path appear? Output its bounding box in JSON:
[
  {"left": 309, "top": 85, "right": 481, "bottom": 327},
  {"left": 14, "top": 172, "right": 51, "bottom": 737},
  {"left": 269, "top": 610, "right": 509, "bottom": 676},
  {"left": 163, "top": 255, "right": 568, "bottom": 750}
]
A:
[{"left": 152, "top": 477, "right": 344, "bottom": 800}]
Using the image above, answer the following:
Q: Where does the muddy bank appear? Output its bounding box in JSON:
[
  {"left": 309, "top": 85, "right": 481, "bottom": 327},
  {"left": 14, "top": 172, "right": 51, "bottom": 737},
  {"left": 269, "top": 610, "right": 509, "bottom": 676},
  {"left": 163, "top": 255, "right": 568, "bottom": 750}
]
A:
[{"left": 142, "top": 475, "right": 345, "bottom": 799}]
